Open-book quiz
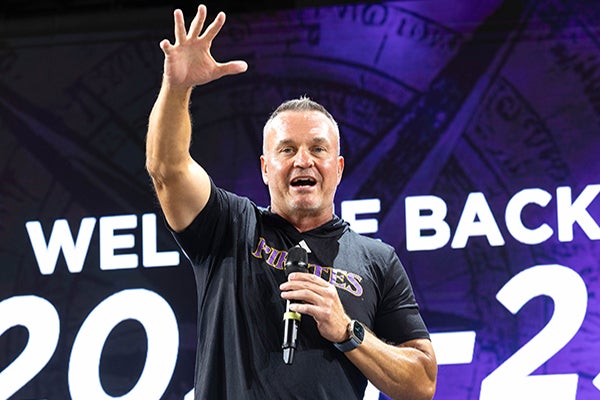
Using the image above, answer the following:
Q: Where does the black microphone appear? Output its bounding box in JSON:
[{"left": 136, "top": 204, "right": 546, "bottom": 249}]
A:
[{"left": 282, "top": 245, "right": 308, "bottom": 365}]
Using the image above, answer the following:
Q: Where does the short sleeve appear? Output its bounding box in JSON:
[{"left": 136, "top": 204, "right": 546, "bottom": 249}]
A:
[
  {"left": 373, "top": 250, "right": 430, "bottom": 344},
  {"left": 169, "top": 180, "right": 254, "bottom": 265}
]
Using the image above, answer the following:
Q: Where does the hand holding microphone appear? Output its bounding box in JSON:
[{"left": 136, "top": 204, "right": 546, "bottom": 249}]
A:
[
  {"left": 281, "top": 245, "right": 355, "bottom": 364},
  {"left": 281, "top": 245, "right": 308, "bottom": 365}
]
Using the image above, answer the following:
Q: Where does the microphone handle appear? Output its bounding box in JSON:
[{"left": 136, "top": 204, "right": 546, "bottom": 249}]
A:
[{"left": 282, "top": 300, "right": 301, "bottom": 364}]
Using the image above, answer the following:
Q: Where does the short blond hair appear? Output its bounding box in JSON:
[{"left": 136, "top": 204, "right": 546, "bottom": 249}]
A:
[{"left": 262, "top": 96, "right": 340, "bottom": 154}]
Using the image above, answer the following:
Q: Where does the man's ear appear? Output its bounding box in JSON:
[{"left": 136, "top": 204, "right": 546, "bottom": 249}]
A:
[
  {"left": 337, "top": 156, "right": 345, "bottom": 184},
  {"left": 260, "top": 155, "right": 269, "bottom": 185}
]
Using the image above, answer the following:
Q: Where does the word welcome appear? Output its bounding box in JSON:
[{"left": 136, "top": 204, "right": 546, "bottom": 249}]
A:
[{"left": 26, "top": 213, "right": 179, "bottom": 275}]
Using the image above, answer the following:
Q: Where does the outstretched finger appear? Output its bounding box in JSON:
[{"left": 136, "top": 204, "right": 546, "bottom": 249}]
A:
[
  {"left": 173, "top": 9, "right": 187, "bottom": 45},
  {"left": 201, "top": 11, "right": 226, "bottom": 43},
  {"left": 159, "top": 39, "right": 173, "bottom": 55},
  {"left": 216, "top": 60, "right": 248, "bottom": 77},
  {"left": 187, "top": 4, "right": 207, "bottom": 39}
]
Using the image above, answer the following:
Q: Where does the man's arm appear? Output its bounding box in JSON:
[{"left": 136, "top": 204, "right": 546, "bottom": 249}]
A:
[
  {"left": 280, "top": 272, "right": 437, "bottom": 400},
  {"left": 346, "top": 335, "right": 437, "bottom": 400},
  {"left": 146, "top": 5, "right": 247, "bottom": 232}
]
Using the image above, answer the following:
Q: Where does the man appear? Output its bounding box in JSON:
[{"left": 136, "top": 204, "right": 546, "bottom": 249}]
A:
[{"left": 146, "top": 4, "right": 437, "bottom": 399}]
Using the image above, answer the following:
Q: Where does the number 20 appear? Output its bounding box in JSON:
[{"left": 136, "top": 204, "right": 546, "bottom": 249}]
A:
[{"left": 0, "top": 289, "right": 179, "bottom": 400}]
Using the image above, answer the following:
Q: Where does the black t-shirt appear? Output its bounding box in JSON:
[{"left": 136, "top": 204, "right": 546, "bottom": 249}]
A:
[{"left": 172, "top": 182, "right": 430, "bottom": 399}]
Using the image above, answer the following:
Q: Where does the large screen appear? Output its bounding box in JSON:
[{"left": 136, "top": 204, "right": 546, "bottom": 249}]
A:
[{"left": 1, "top": 1, "right": 600, "bottom": 399}]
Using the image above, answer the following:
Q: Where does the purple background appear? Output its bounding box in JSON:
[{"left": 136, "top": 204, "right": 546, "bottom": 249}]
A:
[{"left": 1, "top": 0, "right": 599, "bottom": 398}]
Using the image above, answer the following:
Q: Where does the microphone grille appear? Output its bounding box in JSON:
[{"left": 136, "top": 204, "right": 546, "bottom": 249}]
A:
[{"left": 285, "top": 245, "right": 308, "bottom": 276}]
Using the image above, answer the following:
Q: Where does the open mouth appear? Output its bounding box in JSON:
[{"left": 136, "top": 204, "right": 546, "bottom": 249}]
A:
[{"left": 290, "top": 177, "right": 317, "bottom": 187}]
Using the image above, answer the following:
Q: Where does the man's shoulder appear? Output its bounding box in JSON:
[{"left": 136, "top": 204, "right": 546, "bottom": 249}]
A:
[
  {"left": 342, "top": 228, "right": 396, "bottom": 257},
  {"left": 207, "top": 184, "right": 265, "bottom": 218}
]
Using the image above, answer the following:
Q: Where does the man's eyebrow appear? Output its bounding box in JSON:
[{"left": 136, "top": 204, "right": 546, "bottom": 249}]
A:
[
  {"left": 311, "top": 137, "right": 328, "bottom": 145},
  {"left": 275, "top": 136, "right": 331, "bottom": 147},
  {"left": 276, "top": 138, "right": 295, "bottom": 147}
]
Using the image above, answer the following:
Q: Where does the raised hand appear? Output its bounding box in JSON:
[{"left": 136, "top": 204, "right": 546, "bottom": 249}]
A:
[{"left": 159, "top": 4, "right": 247, "bottom": 89}]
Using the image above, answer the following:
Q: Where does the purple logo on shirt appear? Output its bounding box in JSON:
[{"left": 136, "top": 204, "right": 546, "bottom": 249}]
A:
[{"left": 251, "top": 237, "right": 364, "bottom": 296}]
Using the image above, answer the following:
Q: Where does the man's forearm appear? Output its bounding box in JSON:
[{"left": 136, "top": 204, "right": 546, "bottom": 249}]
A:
[
  {"left": 146, "top": 82, "right": 194, "bottom": 183},
  {"left": 346, "top": 334, "right": 437, "bottom": 400},
  {"left": 145, "top": 82, "right": 212, "bottom": 232}
]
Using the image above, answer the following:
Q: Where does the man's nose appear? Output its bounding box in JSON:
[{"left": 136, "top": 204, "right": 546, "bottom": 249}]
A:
[{"left": 293, "top": 148, "right": 314, "bottom": 168}]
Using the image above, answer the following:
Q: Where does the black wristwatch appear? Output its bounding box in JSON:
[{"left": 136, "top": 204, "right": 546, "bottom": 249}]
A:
[{"left": 333, "top": 320, "right": 365, "bottom": 352}]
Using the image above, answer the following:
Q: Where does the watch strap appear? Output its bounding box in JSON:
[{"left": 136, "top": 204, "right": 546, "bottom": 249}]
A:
[{"left": 333, "top": 320, "right": 364, "bottom": 352}]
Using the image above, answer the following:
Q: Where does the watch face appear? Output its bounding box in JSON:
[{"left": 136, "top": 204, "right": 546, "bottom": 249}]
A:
[{"left": 352, "top": 321, "right": 365, "bottom": 342}]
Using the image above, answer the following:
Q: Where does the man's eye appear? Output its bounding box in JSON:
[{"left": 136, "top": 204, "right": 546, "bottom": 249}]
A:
[
  {"left": 280, "top": 147, "right": 294, "bottom": 154},
  {"left": 313, "top": 147, "right": 326, "bottom": 153}
]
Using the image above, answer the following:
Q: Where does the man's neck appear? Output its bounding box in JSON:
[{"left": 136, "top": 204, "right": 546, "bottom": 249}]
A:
[{"left": 275, "top": 210, "right": 334, "bottom": 233}]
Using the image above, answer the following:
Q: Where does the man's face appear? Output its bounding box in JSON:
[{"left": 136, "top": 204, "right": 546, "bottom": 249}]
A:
[{"left": 261, "top": 110, "right": 344, "bottom": 223}]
